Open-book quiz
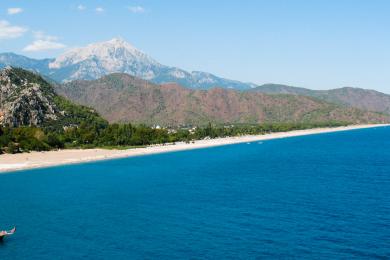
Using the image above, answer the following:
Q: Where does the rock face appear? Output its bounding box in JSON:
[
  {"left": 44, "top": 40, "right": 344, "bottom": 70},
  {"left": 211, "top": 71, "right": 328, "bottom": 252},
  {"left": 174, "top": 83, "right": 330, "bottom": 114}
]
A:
[
  {"left": 55, "top": 73, "right": 390, "bottom": 126},
  {"left": 0, "top": 67, "right": 61, "bottom": 127},
  {"left": 0, "top": 67, "right": 107, "bottom": 129}
]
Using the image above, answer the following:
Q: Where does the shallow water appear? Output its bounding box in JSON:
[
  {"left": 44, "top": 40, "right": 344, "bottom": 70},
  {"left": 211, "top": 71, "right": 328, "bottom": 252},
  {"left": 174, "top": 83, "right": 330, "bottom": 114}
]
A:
[{"left": 1, "top": 127, "right": 389, "bottom": 259}]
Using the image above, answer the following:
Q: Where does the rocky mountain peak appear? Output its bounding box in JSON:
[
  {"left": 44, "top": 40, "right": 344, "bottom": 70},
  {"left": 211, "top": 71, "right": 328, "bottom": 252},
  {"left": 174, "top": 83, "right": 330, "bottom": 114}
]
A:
[
  {"left": 49, "top": 38, "right": 159, "bottom": 69},
  {"left": 48, "top": 38, "right": 162, "bottom": 82}
]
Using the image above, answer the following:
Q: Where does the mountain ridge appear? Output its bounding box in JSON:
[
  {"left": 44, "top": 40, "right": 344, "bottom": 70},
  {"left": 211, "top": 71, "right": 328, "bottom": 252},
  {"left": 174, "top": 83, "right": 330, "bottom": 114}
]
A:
[
  {"left": 252, "top": 84, "right": 390, "bottom": 114},
  {"left": 55, "top": 72, "right": 389, "bottom": 126}
]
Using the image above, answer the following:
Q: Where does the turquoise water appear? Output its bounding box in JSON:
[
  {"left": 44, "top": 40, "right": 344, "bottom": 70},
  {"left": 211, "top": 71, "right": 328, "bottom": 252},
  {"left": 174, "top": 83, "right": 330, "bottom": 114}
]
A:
[{"left": 1, "top": 127, "right": 390, "bottom": 259}]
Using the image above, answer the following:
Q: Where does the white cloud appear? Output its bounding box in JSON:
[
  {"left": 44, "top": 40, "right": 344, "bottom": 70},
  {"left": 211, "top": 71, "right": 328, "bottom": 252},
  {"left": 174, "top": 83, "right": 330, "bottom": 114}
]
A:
[
  {"left": 7, "top": 7, "right": 23, "bottom": 15},
  {"left": 23, "top": 40, "right": 66, "bottom": 52},
  {"left": 33, "top": 31, "right": 58, "bottom": 41},
  {"left": 95, "top": 7, "right": 104, "bottom": 13},
  {"left": 23, "top": 31, "right": 65, "bottom": 52},
  {"left": 77, "top": 5, "right": 86, "bottom": 11},
  {"left": 128, "top": 6, "right": 145, "bottom": 13},
  {"left": 0, "top": 20, "right": 27, "bottom": 39}
]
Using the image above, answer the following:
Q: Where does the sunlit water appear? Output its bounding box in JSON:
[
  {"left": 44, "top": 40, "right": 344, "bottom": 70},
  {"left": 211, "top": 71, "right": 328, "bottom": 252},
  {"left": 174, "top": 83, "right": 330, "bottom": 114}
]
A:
[{"left": 1, "top": 127, "right": 389, "bottom": 259}]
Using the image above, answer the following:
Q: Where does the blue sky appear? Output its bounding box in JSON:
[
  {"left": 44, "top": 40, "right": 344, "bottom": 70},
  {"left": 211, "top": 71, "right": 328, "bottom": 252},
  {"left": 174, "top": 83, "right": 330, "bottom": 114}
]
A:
[{"left": 1, "top": 0, "right": 390, "bottom": 92}]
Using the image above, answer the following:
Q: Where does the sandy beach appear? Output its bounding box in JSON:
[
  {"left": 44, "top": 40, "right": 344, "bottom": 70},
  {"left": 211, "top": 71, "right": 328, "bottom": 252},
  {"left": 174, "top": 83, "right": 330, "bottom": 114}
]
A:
[{"left": 0, "top": 124, "right": 388, "bottom": 173}]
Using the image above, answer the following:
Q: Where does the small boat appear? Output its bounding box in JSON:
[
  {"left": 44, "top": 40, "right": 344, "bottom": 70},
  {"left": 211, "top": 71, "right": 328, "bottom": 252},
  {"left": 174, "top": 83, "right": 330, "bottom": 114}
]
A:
[{"left": 0, "top": 227, "right": 16, "bottom": 241}]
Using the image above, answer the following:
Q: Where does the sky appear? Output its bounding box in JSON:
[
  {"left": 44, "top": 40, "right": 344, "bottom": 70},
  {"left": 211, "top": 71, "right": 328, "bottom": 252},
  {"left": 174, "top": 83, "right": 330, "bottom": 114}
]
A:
[{"left": 0, "top": 0, "right": 390, "bottom": 92}]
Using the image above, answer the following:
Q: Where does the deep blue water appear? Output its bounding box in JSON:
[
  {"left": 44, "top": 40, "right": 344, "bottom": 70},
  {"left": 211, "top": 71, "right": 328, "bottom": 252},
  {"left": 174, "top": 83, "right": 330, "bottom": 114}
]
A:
[{"left": 1, "top": 127, "right": 390, "bottom": 259}]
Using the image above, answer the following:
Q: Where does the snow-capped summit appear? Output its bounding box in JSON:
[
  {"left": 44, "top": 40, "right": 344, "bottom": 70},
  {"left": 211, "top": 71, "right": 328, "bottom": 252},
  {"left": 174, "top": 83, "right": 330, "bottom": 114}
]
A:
[
  {"left": 49, "top": 38, "right": 162, "bottom": 81},
  {"left": 50, "top": 38, "right": 159, "bottom": 69}
]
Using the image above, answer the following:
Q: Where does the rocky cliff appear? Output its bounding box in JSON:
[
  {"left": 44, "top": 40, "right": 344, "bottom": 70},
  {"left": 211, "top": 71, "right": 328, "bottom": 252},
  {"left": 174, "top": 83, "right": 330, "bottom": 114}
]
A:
[
  {"left": 0, "top": 67, "right": 61, "bottom": 127},
  {"left": 0, "top": 67, "right": 106, "bottom": 128}
]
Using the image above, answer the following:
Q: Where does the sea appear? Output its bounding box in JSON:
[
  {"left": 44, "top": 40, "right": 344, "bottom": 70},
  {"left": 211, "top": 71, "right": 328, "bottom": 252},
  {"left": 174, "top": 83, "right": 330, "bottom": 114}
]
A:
[{"left": 0, "top": 126, "right": 389, "bottom": 259}]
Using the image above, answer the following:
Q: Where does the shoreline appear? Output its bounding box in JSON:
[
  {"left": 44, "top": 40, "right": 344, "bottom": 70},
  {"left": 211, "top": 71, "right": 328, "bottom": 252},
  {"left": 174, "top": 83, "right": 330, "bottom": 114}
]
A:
[{"left": 0, "top": 124, "right": 388, "bottom": 173}]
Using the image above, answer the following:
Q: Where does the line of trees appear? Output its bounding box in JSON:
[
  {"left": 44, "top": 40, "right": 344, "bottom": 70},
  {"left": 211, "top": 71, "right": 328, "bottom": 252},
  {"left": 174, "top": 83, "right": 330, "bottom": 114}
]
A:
[{"left": 0, "top": 121, "right": 348, "bottom": 154}]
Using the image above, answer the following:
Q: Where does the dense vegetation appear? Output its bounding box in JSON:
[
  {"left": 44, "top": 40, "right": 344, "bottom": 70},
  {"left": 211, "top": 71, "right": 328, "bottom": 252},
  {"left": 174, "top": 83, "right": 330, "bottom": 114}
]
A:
[{"left": 0, "top": 121, "right": 348, "bottom": 154}]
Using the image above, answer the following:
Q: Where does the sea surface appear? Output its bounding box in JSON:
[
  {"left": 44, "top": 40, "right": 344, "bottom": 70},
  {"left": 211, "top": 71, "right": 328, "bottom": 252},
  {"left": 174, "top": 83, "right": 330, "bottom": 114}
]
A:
[{"left": 1, "top": 127, "right": 390, "bottom": 259}]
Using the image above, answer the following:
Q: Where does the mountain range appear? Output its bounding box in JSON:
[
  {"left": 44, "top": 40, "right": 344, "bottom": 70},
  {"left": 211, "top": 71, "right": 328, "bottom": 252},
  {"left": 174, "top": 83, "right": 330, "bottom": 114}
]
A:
[
  {"left": 0, "top": 38, "right": 255, "bottom": 90},
  {"left": 55, "top": 73, "right": 389, "bottom": 126},
  {"left": 1, "top": 38, "right": 390, "bottom": 119}
]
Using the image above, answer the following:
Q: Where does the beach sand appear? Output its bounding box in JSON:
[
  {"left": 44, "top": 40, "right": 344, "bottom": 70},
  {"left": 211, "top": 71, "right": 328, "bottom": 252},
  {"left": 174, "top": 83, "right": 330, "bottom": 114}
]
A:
[{"left": 0, "top": 124, "right": 388, "bottom": 173}]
